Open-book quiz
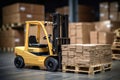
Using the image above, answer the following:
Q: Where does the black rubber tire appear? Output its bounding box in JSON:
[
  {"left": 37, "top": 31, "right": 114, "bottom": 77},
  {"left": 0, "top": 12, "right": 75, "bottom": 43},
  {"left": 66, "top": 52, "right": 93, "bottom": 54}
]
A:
[
  {"left": 45, "top": 57, "right": 58, "bottom": 72},
  {"left": 14, "top": 56, "right": 24, "bottom": 68}
]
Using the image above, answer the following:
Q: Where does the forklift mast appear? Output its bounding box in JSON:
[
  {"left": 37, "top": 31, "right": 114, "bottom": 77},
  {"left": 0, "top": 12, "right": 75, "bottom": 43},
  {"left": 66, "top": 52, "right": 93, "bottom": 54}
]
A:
[{"left": 52, "top": 13, "right": 70, "bottom": 70}]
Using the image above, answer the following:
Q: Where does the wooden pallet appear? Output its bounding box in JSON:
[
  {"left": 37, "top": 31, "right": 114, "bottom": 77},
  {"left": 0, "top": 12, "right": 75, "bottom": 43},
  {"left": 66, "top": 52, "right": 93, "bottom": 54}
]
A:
[
  {"left": 62, "top": 64, "right": 103, "bottom": 75},
  {"left": 0, "top": 47, "right": 14, "bottom": 52},
  {"left": 112, "top": 54, "right": 120, "bottom": 60},
  {"left": 102, "top": 63, "right": 112, "bottom": 71}
]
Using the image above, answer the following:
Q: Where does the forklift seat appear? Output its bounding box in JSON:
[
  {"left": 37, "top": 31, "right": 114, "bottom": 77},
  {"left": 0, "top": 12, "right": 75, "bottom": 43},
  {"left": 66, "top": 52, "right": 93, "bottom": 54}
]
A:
[{"left": 29, "top": 36, "right": 48, "bottom": 48}]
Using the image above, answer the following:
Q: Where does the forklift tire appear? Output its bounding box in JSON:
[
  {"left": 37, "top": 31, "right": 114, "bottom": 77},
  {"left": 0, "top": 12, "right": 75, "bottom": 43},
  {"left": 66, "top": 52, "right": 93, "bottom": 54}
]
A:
[
  {"left": 14, "top": 56, "right": 25, "bottom": 68},
  {"left": 45, "top": 57, "right": 58, "bottom": 72}
]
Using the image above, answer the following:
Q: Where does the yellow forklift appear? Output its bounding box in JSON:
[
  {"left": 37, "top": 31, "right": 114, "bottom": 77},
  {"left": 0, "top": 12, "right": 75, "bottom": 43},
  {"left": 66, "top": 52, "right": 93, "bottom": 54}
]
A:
[{"left": 14, "top": 13, "right": 70, "bottom": 71}]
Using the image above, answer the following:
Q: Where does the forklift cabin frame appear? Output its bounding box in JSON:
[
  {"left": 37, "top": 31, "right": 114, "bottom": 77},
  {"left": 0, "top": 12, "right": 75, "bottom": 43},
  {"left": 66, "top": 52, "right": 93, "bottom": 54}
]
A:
[{"left": 25, "top": 21, "right": 53, "bottom": 56}]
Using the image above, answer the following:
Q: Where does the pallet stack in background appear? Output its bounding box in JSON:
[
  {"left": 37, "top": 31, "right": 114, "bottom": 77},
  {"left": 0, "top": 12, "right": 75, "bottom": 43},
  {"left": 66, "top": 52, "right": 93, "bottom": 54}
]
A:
[
  {"left": 0, "top": 3, "right": 45, "bottom": 52},
  {"left": 56, "top": 5, "right": 95, "bottom": 22}
]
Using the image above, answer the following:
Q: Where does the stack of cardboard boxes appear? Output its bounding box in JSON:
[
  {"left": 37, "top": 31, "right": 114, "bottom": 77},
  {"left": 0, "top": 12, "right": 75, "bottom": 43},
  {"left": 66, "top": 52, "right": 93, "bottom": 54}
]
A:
[
  {"left": 62, "top": 44, "right": 112, "bottom": 67},
  {"left": 99, "top": 2, "right": 119, "bottom": 21},
  {"left": 2, "top": 3, "right": 44, "bottom": 24},
  {"left": 90, "top": 20, "right": 120, "bottom": 44},
  {"left": 90, "top": 31, "right": 114, "bottom": 44},
  {"left": 69, "top": 21, "right": 117, "bottom": 44},
  {"left": 110, "top": 2, "right": 119, "bottom": 21},
  {"left": 99, "top": 2, "right": 109, "bottom": 21},
  {"left": 69, "top": 23, "right": 95, "bottom": 44},
  {"left": 0, "top": 29, "right": 24, "bottom": 51}
]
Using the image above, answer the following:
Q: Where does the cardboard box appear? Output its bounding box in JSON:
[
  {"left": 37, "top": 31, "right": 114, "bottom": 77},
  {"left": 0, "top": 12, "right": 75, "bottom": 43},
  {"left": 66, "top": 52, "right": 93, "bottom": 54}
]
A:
[
  {"left": 110, "top": 2, "right": 119, "bottom": 11},
  {"left": 99, "top": 2, "right": 109, "bottom": 12},
  {"left": 69, "top": 22, "right": 95, "bottom": 44},
  {"left": 2, "top": 3, "right": 44, "bottom": 24},
  {"left": 31, "top": 4, "right": 44, "bottom": 15},
  {"left": 98, "top": 32, "right": 114, "bottom": 44},
  {"left": 90, "top": 31, "right": 98, "bottom": 44},
  {"left": 3, "top": 3, "right": 31, "bottom": 16},
  {"left": 110, "top": 11, "right": 118, "bottom": 21},
  {"left": 90, "top": 31, "right": 114, "bottom": 44},
  {"left": 3, "top": 13, "right": 44, "bottom": 24},
  {"left": 100, "top": 12, "right": 109, "bottom": 21},
  {"left": 94, "top": 20, "right": 120, "bottom": 32},
  {"left": 0, "top": 29, "right": 24, "bottom": 48},
  {"left": 2, "top": 3, "right": 44, "bottom": 16},
  {"left": 70, "top": 36, "right": 76, "bottom": 44}
]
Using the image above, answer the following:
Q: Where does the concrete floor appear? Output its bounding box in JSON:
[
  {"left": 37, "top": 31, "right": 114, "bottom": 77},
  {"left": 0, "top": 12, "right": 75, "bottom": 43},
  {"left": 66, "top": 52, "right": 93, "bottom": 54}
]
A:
[{"left": 0, "top": 52, "right": 120, "bottom": 80}]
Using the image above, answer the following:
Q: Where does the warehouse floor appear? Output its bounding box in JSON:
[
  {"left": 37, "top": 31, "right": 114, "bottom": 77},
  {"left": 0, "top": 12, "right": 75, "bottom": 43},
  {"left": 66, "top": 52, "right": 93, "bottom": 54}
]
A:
[{"left": 0, "top": 52, "right": 120, "bottom": 80}]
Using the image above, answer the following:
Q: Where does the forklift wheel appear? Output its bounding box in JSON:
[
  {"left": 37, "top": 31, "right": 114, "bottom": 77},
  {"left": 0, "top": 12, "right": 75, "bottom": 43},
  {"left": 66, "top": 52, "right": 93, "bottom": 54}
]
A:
[
  {"left": 45, "top": 57, "right": 58, "bottom": 72},
  {"left": 14, "top": 56, "right": 25, "bottom": 68}
]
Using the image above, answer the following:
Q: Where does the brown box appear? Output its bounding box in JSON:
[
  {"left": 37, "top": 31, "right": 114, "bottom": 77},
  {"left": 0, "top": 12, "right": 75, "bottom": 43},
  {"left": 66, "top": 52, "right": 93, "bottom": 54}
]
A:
[
  {"left": 110, "top": 2, "right": 119, "bottom": 12},
  {"left": 76, "top": 38, "right": 90, "bottom": 44},
  {"left": 70, "top": 36, "right": 76, "bottom": 44},
  {"left": 99, "top": 2, "right": 109, "bottom": 12},
  {"left": 3, "top": 13, "right": 44, "bottom": 24},
  {"left": 31, "top": 4, "right": 44, "bottom": 15},
  {"left": 110, "top": 11, "right": 118, "bottom": 21},
  {"left": 2, "top": 3, "right": 44, "bottom": 16},
  {"left": 69, "top": 23, "right": 95, "bottom": 44},
  {"left": 94, "top": 20, "right": 120, "bottom": 32},
  {"left": 69, "top": 23, "right": 76, "bottom": 37},
  {"left": 0, "top": 29, "right": 24, "bottom": 48},
  {"left": 98, "top": 32, "right": 114, "bottom": 44},
  {"left": 100, "top": 12, "right": 109, "bottom": 21},
  {"left": 3, "top": 3, "right": 31, "bottom": 16},
  {"left": 90, "top": 31, "right": 98, "bottom": 44}
]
